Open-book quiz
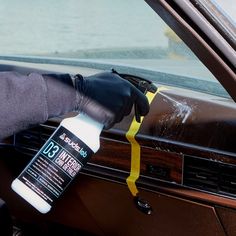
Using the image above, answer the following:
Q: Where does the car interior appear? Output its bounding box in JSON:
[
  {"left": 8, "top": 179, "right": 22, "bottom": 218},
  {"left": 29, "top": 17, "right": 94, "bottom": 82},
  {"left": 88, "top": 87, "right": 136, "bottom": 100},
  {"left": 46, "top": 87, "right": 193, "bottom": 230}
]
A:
[{"left": 0, "top": 0, "right": 235, "bottom": 235}]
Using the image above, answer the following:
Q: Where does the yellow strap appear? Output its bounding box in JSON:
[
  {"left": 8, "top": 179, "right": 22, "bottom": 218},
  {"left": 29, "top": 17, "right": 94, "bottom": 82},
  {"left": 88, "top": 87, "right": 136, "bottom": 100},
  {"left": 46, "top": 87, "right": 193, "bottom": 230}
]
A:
[{"left": 126, "top": 87, "right": 168, "bottom": 196}]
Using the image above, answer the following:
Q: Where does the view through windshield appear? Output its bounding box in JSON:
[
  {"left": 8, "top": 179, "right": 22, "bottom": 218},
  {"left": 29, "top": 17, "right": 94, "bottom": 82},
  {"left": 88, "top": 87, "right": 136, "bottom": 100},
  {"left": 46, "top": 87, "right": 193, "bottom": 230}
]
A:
[
  {"left": 0, "top": 0, "right": 231, "bottom": 98},
  {"left": 213, "top": 0, "right": 236, "bottom": 24}
]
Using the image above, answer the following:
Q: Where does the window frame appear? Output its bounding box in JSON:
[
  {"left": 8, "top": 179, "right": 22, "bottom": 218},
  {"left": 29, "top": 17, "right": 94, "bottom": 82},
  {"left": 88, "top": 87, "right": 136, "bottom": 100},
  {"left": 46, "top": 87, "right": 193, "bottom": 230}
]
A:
[{"left": 145, "top": 0, "right": 236, "bottom": 102}]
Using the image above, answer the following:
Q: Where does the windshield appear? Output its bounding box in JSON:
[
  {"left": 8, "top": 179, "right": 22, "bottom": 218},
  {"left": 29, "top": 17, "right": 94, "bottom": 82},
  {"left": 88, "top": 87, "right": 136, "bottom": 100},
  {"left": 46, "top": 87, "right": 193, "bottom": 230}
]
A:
[
  {"left": 0, "top": 0, "right": 231, "bottom": 98},
  {"left": 212, "top": 0, "right": 236, "bottom": 24}
]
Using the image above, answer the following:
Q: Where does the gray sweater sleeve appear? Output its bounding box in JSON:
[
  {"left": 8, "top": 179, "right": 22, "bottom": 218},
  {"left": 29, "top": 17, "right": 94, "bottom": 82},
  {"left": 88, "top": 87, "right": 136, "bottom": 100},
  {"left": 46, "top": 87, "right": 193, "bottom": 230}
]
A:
[{"left": 0, "top": 72, "right": 77, "bottom": 139}]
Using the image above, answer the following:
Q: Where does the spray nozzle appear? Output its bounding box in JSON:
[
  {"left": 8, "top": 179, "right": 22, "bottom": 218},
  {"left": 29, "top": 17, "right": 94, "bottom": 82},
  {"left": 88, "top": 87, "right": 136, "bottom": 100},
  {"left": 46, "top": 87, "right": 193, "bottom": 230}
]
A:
[{"left": 111, "top": 69, "right": 157, "bottom": 122}]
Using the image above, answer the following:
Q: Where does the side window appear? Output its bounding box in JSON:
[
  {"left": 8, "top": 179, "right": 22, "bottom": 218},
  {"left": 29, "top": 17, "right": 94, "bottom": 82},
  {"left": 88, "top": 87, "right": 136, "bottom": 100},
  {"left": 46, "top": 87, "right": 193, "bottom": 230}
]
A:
[{"left": 0, "top": 0, "right": 231, "bottom": 99}]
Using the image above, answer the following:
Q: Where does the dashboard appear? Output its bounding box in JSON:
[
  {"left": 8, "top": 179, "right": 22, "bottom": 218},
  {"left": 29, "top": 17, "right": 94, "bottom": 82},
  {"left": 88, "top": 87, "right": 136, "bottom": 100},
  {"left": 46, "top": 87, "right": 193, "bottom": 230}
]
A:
[{"left": 1, "top": 60, "right": 236, "bottom": 236}]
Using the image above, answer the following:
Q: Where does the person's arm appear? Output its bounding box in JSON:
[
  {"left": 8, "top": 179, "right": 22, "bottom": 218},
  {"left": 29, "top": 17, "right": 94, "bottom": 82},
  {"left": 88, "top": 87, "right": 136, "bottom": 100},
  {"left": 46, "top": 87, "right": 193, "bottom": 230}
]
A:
[
  {"left": 0, "top": 72, "right": 76, "bottom": 139},
  {"left": 0, "top": 71, "right": 149, "bottom": 139}
]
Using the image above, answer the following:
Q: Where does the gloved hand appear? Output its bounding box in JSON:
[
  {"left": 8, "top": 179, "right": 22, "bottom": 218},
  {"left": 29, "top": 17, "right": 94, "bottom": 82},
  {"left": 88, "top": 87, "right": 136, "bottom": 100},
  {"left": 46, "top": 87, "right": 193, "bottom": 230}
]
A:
[{"left": 74, "top": 71, "right": 149, "bottom": 129}]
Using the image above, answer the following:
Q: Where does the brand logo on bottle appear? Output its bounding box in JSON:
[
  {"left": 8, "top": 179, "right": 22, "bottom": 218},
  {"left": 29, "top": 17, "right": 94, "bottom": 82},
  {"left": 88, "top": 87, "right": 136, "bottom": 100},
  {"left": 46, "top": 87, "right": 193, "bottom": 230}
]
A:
[{"left": 59, "top": 133, "right": 87, "bottom": 158}]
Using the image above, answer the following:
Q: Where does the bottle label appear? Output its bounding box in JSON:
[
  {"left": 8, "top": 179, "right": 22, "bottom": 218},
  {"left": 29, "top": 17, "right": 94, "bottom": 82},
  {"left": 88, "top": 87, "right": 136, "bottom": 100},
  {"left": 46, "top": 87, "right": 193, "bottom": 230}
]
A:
[{"left": 18, "top": 126, "right": 94, "bottom": 205}]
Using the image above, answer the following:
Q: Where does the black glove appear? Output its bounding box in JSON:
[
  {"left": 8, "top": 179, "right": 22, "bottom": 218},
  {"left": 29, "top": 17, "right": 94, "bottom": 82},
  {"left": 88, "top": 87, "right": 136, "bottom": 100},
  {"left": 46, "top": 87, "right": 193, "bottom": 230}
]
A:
[{"left": 74, "top": 71, "right": 149, "bottom": 129}]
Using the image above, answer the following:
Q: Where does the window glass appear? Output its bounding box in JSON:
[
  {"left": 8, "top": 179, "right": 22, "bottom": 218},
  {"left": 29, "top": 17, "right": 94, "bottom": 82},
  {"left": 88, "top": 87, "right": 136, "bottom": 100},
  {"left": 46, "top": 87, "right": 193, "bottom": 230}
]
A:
[
  {"left": 212, "top": 0, "right": 236, "bottom": 24},
  {"left": 0, "top": 0, "right": 231, "bottom": 98}
]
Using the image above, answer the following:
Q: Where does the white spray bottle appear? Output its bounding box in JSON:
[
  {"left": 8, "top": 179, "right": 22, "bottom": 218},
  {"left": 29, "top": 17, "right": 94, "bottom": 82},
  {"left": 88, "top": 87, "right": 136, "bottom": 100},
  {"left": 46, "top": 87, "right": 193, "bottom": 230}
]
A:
[{"left": 11, "top": 113, "right": 103, "bottom": 213}]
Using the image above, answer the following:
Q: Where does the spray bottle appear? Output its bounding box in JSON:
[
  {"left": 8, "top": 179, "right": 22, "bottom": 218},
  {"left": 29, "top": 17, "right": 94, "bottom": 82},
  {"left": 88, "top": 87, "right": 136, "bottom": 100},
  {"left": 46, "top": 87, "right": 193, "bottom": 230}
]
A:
[{"left": 11, "top": 113, "right": 103, "bottom": 213}]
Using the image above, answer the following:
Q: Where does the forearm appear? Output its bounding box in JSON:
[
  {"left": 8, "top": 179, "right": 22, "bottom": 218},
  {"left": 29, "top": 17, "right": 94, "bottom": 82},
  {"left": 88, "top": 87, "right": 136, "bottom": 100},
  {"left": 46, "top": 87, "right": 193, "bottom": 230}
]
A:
[
  {"left": 0, "top": 70, "right": 150, "bottom": 139},
  {"left": 0, "top": 72, "right": 76, "bottom": 139}
]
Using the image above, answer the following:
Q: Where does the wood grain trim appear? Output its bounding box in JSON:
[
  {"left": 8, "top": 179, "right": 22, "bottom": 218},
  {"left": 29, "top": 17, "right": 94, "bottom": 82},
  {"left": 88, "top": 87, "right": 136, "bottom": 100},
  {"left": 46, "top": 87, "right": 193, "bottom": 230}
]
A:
[{"left": 91, "top": 137, "right": 183, "bottom": 184}]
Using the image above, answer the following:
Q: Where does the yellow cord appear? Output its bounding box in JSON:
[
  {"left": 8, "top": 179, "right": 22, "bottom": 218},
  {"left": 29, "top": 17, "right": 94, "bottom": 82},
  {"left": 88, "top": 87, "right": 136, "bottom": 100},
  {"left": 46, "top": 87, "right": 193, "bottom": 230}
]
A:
[{"left": 126, "top": 87, "right": 168, "bottom": 196}]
